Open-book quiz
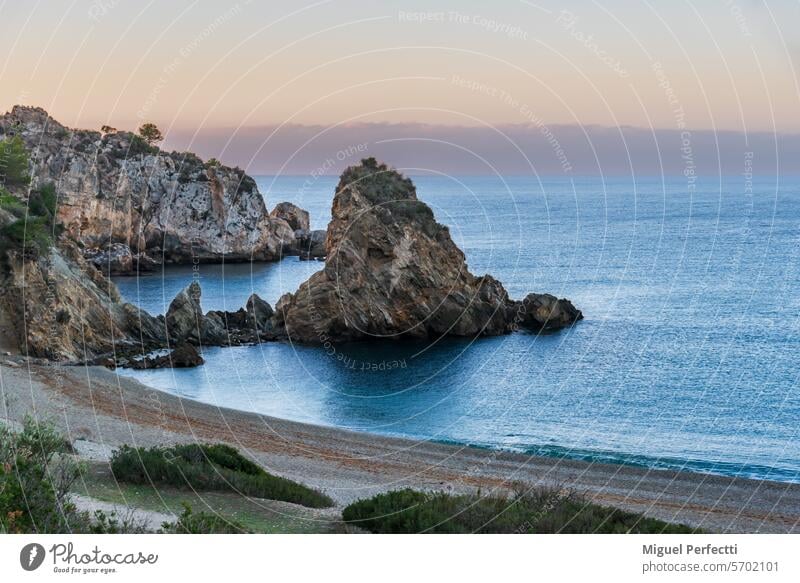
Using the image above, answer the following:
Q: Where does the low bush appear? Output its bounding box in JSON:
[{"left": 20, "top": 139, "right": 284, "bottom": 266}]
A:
[
  {"left": 0, "top": 188, "right": 25, "bottom": 217},
  {"left": 163, "top": 503, "right": 250, "bottom": 534},
  {"left": 110, "top": 443, "right": 334, "bottom": 509},
  {"left": 342, "top": 487, "right": 697, "bottom": 534},
  {"left": 1, "top": 416, "right": 82, "bottom": 533}
]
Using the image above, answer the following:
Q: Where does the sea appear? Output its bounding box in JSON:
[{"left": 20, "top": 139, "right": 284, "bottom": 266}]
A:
[{"left": 114, "top": 174, "right": 800, "bottom": 483}]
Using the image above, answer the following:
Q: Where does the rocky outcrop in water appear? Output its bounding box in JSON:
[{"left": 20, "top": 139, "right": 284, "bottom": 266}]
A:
[
  {"left": 125, "top": 342, "right": 204, "bottom": 370},
  {"left": 0, "top": 106, "right": 304, "bottom": 270},
  {"left": 271, "top": 202, "right": 310, "bottom": 233},
  {"left": 165, "top": 281, "right": 276, "bottom": 347},
  {"left": 273, "top": 158, "right": 582, "bottom": 343}
]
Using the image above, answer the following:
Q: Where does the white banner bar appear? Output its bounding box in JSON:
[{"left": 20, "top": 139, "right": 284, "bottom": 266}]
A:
[{"left": 1, "top": 534, "right": 797, "bottom": 582}]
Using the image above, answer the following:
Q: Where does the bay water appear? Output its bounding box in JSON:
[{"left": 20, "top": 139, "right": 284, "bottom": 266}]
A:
[{"left": 114, "top": 174, "right": 800, "bottom": 482}]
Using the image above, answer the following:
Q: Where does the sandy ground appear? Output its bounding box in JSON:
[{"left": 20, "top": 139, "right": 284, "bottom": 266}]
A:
[
  {"left": 1, "top": 357, "right": 798, "bottom": 533},
  {"left": 71, "top": 494, "right": 175, "bottom": 531}
]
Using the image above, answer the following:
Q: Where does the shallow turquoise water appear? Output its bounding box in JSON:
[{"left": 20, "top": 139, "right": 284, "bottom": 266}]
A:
[{"left": 115, "top": 175, "right": 800, "bottom": 482}]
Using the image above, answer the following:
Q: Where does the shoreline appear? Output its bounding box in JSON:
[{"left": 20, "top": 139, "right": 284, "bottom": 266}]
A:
[{"left": 1, "top": 359, "right": 798, "bottom": 533}]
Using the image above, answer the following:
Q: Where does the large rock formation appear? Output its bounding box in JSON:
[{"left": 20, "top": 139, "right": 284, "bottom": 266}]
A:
[
  {"left": 0, "top": 239, "right": 166, "bottom": 361},
  {"left": 270, "top": 202, "right": 310, "bottom": 232},
  {"left": 0, "top": 106, "right": 298, "bottom": 269},
  {"left": 273, "top": 159, "right": 582, "bottom": 343},
  {"left": 165, "top": 281, "right": 276, "bottom": 346}
]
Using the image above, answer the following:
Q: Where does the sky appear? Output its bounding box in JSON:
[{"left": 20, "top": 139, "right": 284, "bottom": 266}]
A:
[{"left": 2, "top": 0, "right": 799, "bottom": 174}]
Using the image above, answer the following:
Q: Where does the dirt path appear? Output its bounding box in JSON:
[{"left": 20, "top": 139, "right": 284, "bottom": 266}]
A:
[{"left": 71, "top": 494, "right": 175, "bottom": 531}]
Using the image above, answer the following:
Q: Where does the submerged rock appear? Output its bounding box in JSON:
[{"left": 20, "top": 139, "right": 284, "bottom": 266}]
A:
[
  {"left": 126, "top": 342, "right": 204, "bottom": 369},
  {"left": 273, "top": 158, "right": 582, "bottom": 343}
]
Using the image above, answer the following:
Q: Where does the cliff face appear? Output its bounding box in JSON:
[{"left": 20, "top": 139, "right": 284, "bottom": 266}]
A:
[
  {"left": 273, "top": 159, "right": 582, "bottom": 343},
  {"left": 0, "top": 106, "right": 294, "bottom": 266},
  {"left": 0, "top": 240, "right": 165, "bottom": 361}
]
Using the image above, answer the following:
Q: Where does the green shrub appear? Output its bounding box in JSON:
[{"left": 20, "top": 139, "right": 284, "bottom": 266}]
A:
[
  {"left": 0, "top": 135, "right": 30, "bottom": 187},
  {"left": 0, "top": 417, "right": 156, "bottom": 534},
  {"left": 342, "top": 488, "right": 698, "bottom": 534},
  {"left": 110, "top": 443, "right": 334, "bottom": 509},
  {"left": 0, "top": 183, "right": 60, "bottom": 260},
  {"left": 0, "top": 216, "right": 54, "bottom": 259},
  {"left": 28, "top": 182, "right": 58, "bottom": 219},
  {"left": 0, "top": 416, "right": 80, "bottom": 533},
  {"left": 84, "top": 509, "right": 151, "bottom": 534},
  {"left": 163, "top": 503, "right": 250, "bottom": 534},
  {"left": 128, "top": 134, "right": 159, "bottom": 157},
  {"left": 0, "top": 188, "right": 26, "bottom": 217}
]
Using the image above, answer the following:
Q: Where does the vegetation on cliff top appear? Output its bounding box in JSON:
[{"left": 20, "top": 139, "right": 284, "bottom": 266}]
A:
[{"left": 137, "top": 122, "right": 164, "bottom": 146}]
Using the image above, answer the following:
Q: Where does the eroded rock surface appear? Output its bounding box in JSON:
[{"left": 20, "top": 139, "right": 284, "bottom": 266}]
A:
[
  {"left": 0, "top": 239, "right": 165, "bottom": 361},
  {"left": 273, "top": 159, "right": 582, "bottom": 343},
  {"left": 0, "top": 106, "right": 299, "bottom": 266},
  {"left": 165, "top": 281, "right": 276, "bottom": 347},
  {"left": 271, "top": 202, "right": 310, "bottom": 232}
]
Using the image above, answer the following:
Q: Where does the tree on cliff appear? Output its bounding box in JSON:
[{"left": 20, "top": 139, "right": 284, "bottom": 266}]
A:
[
  {"left": 0, "top": 135, "right": 30, "bottom": 187},
  {"left": 137, "top": 123, "right": 164, "bottom": 146}
]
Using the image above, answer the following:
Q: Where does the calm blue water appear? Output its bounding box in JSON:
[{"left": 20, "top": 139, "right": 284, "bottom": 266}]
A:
[{"left": 114, "top": 174, "right": 800, "bottom": 483}]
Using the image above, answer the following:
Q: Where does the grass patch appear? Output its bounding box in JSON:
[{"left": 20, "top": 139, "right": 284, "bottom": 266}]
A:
[
  {"left": 163, "top": 503, "right": 251, "bottom": 534},
  {"left": 342, "top": 488, "right": 698, "bottom": 534},
  {"left": 80, "top": 461, "right": 340, "bottom": 533},
  {"left": 110, "top": 443, "right": 334, "bottom": 509}
]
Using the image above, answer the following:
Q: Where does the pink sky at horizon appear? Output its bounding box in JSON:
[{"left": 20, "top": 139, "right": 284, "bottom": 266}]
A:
[
  {"left": 2, "top": 1, "right": 800, "bottom": 175},
  {"left": 2, "top": 1, "right": 799, "bottom": 131}
]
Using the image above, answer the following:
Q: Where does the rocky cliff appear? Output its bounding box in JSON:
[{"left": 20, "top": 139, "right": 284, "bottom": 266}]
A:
[
  {"left": 273, "top": 158, "right": 582, "bottom": 343},
  {"left": 0, "top": 238, "right": 166, "bottom": 361},
  {"left": 0, "top": 106, "right": 297, "bottom": 269}
]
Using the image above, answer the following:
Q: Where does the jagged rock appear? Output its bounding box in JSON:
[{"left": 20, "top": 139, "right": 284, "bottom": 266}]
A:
[
  {"left": 165, "top": 281, "right": 226, "bottom": 344},
  {"left": 0, "top": 239, "right": 165, "bottom": 360},
  {"left": 0, "top": 106, "right": 297, "bottom": 263},
  {"left": 271, "top": 202, "right": 310, "bottom": 232},
  {"left": 127, "top": 342, "right": 204, "bottom": 369},
  {"left": 295, "top": 229, "right": 326, "bottom": 260},
  {"left": 246, "top": 294, "right": 274, "bottom": 329},
  {"left": 205, "top": 293, "right": 275, "bottom": 344},
  {"left": 166, "top": 283, "right": 276, "bottom": 346},
  {"left": 273, "top": 158, "right": 578, "bottom": 343},
  {"left": 511, "top": 293, "right": 583, "bottom": 332},
  {"left": 84, "top": 243, "right": 159, "bottom": 275}
]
